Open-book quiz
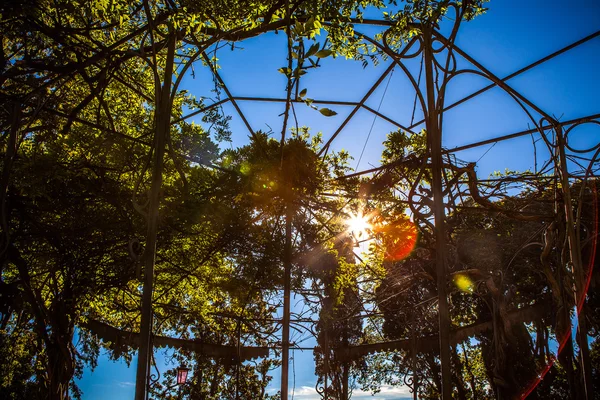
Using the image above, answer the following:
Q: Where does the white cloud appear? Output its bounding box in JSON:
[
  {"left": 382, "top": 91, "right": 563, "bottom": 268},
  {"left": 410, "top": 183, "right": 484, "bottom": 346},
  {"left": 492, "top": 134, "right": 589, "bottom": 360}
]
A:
[{"left": 286, "top": 384, "right": 413, "bottom": 400}]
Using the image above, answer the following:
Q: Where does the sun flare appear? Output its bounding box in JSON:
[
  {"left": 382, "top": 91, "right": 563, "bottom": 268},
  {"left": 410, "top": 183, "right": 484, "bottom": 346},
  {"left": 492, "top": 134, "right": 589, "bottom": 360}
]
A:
[{"left": 347, "top": 213, "right": 371, "bottom": 238}]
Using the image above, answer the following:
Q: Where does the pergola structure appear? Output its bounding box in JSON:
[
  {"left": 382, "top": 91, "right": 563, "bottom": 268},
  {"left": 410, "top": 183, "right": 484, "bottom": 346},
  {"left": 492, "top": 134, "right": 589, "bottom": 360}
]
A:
[{"left": 69, "top": 5, "right": 600, "bottom": 400}]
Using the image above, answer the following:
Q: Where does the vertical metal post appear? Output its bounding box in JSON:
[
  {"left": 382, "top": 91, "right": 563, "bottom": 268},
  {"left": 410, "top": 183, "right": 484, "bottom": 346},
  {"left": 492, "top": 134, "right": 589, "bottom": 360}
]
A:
[
  {"left": 411, "top": 308, "right": 418, "bottom": 400},
  {"left": 236, "top": 317, "right": 242, "bottom": 400},
  {"left": 281, "top": 205, "right": 292, "bottom": 399},
  {"left": 423, "top": 27, "right": 452, "bottom": 399},
  {"left": 324, "top": 329, "right": 329, "bottom": 400},
  {"left": 555, "top": 125, "right": 593, "bottom": 399},
  {"left": 342, "top": 358, "right": 349, "bottom": 399},
  {"left": 135, "top": 32, "right": 176, "bottom": 400},
  {"left": 341, "top": 294, "right": 349, "bottom": 400}
]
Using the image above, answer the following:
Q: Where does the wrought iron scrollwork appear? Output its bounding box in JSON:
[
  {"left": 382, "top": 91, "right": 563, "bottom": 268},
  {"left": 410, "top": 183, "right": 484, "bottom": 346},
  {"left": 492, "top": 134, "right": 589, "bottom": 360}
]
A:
[{"left": 149, "top": 348, "right": 161, "bottom": 386}]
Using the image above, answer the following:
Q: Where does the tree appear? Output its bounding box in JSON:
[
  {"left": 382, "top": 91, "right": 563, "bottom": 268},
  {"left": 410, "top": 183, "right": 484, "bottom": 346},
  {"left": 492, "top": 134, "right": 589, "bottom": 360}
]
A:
[
  {"left": 5, "top": 2, "right": 572, "bottom": 400},
  {"left": 362, "top": 173, "right": 600, "bottom": 399}
]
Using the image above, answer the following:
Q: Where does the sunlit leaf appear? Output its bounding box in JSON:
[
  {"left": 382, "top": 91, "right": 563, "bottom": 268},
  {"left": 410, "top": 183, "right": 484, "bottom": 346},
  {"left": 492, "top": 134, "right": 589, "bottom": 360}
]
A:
[
  {"left": 319, "top": 107, "right": 337, "bottom": 117},
  {"left": 315, "top": 49, "right": 333, "bottom": 58},
  {"left": 306, "top": 43, "right": 320, "bottom": 57}
]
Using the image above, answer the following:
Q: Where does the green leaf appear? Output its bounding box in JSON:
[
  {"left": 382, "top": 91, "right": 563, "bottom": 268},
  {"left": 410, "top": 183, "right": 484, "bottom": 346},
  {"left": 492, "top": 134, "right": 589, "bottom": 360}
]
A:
[
  {"left": 291, "top": 51, "right": 299, "bottom": 59},
  {"left": 299, "top": 88, "right": 307, "bottom": 98},
  {"left": 293, "top": 23, "right": 304, "bottom": 36},
  {"left": 305, "top": 17, "right": 315, "bottom": 30},
  {"left": 315, "top": 49, "right": 333, "bottom": 58},
  {"left": 294, "top": 69, "right": 307, "bottom": 77},
  {"left": 319, "top": 107, "right": 337, "bottom": 117},
  {"left": 278, "top": 67, "right": 291, "bottom": 76},
  {"left": 306, "top": 43, "right": 319, "bottom": 57}
]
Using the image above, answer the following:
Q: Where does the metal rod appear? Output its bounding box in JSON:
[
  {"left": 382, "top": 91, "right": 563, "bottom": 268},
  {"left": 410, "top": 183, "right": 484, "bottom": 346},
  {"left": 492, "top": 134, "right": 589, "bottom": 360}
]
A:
[
  {"left": 411, "top": 307, "right": 418, "bottom": 400},
  {"left": 233, "top": 96, "right": 359, "bottom": 106},
  {"left": 433, "top": 32, "right": 555, "bottom": 123},
  {"left": 342, "top": 361, "right": 349, "bottom": 400},
  {"left": 135, "top": 32, "right": 176, "bottom": 400},
  {"left": 362, "top": 104, "right": 415, "bottom": 132},
  {"left": 423, "top": 27, "right": 452, "bottom": 399},
  {"left": 556, "top": 125, "right": 594, "bottom": 399},
  {"left": 236, "top": 318, "right": 242, "bottom": 400},
  {"left": 408, "top": 30, "right": 600, "bottom": 130},
  {"left": 232, "top": 96, "right": 412, "bottom": 131},
  {"left": 318, "top": 62, "right": 397, "bottom": 157},
  {"left": 171, "top": 98, "right": 230, "bottom": 124},
  {"left": 202, "top": 53, "right": 261, "bottom": 143},
  {"left": 448, "top": 113, "right": 600, "bottom": 153},
  {"left": 281, "top": 204, "right": 292, "bottom": 399},
  {"left": 324, "top": 328, "right": 329, "bottom": 400},
  {"left": 334, "top": 113, "right": 600, "bottom": 180}
]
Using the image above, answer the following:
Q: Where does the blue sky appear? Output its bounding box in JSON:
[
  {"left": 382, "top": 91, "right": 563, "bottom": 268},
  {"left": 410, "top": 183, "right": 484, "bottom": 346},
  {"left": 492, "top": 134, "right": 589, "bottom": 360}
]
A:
[{"left": 76, "top": 0, "right": 600, "bottom": 398}]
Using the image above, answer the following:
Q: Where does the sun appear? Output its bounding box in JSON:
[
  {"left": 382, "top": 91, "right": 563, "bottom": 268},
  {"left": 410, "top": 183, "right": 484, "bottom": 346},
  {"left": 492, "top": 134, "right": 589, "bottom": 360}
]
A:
[{"left": 346, "top": 212, "right": 371, "bottom": 238}]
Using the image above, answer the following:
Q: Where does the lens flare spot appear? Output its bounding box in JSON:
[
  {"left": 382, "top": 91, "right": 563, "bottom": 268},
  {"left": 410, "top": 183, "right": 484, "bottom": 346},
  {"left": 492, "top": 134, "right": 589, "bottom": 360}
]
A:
[
  {"left": 222, "top": 154, "right": 233, "bottom": 168},
  {"left": 377, "top": 217, "right": 417, "bottom": 261},
  {"left": 454, "top": 274, "right": 474, "bottom": 293},
  {"left": 240, "top": 161, "right": 251, "bottom": 175}
]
